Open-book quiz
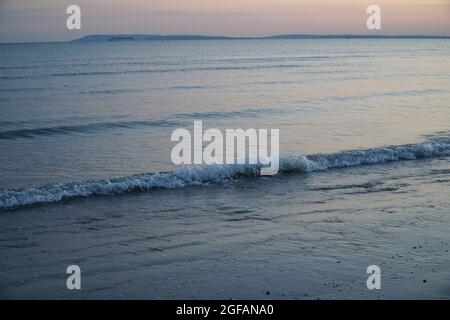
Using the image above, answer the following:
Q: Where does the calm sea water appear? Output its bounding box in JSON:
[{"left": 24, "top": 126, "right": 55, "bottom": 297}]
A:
[{"left": 1, "top": 40, "right": 449, "bottom": 194}]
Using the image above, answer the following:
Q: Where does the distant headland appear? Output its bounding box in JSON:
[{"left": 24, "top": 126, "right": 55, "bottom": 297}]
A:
[{"left": 73, "top": 34, "right": 450, "bottom": 42}]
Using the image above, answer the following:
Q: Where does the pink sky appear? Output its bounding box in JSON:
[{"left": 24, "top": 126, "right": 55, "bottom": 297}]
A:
[{"left": 0, "top": 0, "right": 449, "bottom": 42}]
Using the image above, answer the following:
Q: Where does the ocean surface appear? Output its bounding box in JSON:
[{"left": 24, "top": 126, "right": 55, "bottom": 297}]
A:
[{"left": 0, "top": 39, "right": 449, "bottom": 298}]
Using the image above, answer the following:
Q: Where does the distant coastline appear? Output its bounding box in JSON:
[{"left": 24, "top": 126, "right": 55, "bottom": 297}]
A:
[
  {"left": 73, "top": 34, "right": 450, "bottom": 42},
  {"left": 1, "top": 33, "right": 449, "bottom": 45}
]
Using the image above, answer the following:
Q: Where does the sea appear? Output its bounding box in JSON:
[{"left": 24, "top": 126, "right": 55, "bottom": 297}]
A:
[{"left": 0, "top": 39, "right": 449, "bottom": 298}]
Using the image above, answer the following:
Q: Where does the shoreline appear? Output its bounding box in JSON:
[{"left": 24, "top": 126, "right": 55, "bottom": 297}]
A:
[{"left": 1, "top": 158, "right": 448, "bottom": 299}]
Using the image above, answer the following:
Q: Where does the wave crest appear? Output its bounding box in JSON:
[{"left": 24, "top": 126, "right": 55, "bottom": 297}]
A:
[{"left": 1, "top": 141, "right": 449, "bottom": 209}]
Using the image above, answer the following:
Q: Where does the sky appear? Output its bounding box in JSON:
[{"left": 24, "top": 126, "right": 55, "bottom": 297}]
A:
[{"left": 0, "top": 0, "right": 449, "bottom": 43}]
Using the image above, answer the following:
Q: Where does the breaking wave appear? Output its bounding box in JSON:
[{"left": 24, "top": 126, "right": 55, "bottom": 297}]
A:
[{"left": 1, "top": 140, "right": 449, "bottom": 209}]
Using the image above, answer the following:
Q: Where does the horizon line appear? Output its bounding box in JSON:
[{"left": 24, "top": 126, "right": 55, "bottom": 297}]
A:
[{"left": 2, "top": 33, "right": 450, "bottom": 44}]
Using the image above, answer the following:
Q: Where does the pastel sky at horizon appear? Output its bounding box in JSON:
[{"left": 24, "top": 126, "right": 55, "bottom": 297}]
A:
[{"left": 0, "top": 0, "right": 449, "bottom": 42}]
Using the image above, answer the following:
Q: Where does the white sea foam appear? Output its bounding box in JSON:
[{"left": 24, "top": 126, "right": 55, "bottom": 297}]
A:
[{"left": 1, "top": 141, "right": 449, "bottom": 209}]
